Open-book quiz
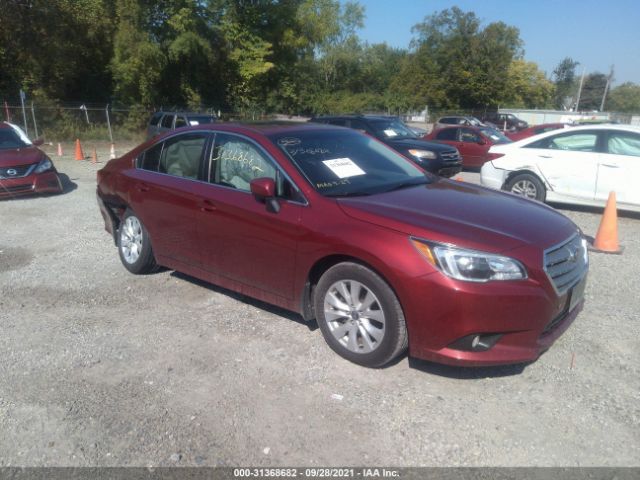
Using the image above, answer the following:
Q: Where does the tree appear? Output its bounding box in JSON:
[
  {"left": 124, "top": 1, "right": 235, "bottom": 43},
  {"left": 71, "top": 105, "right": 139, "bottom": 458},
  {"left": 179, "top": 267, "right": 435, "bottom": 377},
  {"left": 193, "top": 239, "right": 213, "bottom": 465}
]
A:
[
  {"left": 608, "top": 82, "right": 640, "bottom": 112},
  {"left": 407, "top": 7, "right": 523, "bottom": 109},
  {"left": 552, "top": 57, "right": 579, "bottom": 110},
  {"left": 503, "top": 60, "right": 554, "bottom": 108},
  {"left": 578, "top": 72, "right": 608, "bottom": 111}
]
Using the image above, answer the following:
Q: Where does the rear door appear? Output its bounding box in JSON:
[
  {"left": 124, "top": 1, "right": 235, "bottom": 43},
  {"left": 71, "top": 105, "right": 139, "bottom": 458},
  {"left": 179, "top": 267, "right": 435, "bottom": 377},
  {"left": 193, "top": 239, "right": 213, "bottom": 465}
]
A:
[
  {"left": 127, "top": 131, "right": 211, "bottom": 266},
  {"left": 596, "top": 129, "right": 640, "bottom": 208},
  {"left": 522, "top": 130, "right": 600, "bottom": 201}
]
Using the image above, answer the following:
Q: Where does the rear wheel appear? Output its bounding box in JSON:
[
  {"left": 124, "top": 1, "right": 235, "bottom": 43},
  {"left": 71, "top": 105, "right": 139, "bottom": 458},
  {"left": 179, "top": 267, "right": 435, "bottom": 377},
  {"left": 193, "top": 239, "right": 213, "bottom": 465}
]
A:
[
  {"left": 314, "top": 262, "right": 408, "bottom": 367},
  {"left": 118, "top": 210, "right": 158, "bottom": 274},
  {"left": 505, "top": 173, "right": 546, "bottom": 202}
]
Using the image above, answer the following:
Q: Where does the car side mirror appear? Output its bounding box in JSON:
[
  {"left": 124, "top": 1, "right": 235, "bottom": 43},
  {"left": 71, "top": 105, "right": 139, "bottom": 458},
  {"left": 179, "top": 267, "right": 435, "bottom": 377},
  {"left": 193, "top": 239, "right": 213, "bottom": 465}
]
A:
[
  {"left": 33, "top": 138, "right": 45, "bottom": 146},
  {"left": 250, "top": 177, "right": 280, "bottom": 213}
]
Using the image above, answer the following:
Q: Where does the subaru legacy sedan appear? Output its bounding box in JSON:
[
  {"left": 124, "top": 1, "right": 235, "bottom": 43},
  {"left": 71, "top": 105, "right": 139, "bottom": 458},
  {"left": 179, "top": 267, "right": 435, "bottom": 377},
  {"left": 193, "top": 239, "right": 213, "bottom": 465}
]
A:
[{"left": 97, "top": 123, "right": 588, "bottom": 368}]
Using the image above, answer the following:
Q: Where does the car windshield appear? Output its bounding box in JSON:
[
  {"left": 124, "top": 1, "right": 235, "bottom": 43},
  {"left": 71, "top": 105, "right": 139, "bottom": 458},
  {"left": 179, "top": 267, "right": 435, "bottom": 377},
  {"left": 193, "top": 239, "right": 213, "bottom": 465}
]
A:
[
  {"left": 369, "top": 119, "right": 418, "bottom": 139},
  {"left": 479, "top": 127, "right": 512, "bottom": 144},
  {"left": 270, "top": 129, "right": 430, "bottom": 197},
  {"left": 0, "top": 128, "right": 31, "bottom": 150},
  {"left": 186, "top": 115, "right": 216, "bottom": 126}
]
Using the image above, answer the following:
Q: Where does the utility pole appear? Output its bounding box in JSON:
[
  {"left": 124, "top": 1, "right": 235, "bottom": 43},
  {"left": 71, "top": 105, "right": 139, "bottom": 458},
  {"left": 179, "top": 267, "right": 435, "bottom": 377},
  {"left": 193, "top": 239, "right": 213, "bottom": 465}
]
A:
[
  {"left": 575, "top": 68, "right": 586, "bottom": 112},
  {"left": 600, "top": 65, "right": 614, "bottom": 112}
]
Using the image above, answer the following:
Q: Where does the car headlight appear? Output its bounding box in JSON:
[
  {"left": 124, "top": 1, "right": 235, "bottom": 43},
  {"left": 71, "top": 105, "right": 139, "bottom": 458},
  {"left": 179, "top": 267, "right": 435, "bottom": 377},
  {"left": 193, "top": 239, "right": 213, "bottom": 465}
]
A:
[
  {"left": 34, "top": 157, "right": 53, "bottom": 174},
  {"left": 411, "top": 238, "right": 527, "bottom": 282},
  {"left": 408, "top": 149, "right": 437, "bottom": 160}
]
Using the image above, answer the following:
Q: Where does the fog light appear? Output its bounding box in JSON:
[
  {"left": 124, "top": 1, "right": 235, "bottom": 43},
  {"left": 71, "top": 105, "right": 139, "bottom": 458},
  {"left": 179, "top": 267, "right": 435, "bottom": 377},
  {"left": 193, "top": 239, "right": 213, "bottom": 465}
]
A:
[{"left": 448, "top": 333, "right": 502, "bottom": 352}]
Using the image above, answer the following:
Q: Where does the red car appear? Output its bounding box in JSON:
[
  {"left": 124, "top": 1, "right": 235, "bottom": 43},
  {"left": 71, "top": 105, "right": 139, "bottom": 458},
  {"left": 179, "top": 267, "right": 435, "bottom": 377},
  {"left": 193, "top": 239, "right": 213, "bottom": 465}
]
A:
[
  {"left": 425, "top": 125, "right": 512, "bottom": 168},
  {"left": 0, "top": 122, "right": 63, "bottom": 197},
  {"left": 506, "top": 123, "right": 569, "bottom": 141},
  {"left": 97, "top": 123, "right": 588, "bottom": 368}
]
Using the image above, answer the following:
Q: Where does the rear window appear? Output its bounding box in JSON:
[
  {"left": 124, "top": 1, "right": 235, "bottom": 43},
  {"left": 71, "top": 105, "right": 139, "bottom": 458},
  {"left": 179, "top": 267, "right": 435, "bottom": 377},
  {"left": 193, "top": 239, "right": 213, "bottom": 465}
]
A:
[
  {"left": 436, "top": 128, "right": 458, "bottom": 141},
  {"left": 186, "top": 115, "right": 216, "bottom": 126},
  {"left": 149, "top": 112, "right": 163, "bottom": 126},
  {"left": 160, "top": 114, "right": 174, "bottom": 128}
]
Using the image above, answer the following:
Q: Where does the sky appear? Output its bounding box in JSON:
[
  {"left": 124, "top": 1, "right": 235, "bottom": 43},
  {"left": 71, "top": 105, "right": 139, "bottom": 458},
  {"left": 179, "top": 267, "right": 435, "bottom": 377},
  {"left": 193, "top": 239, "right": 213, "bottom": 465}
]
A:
[{"left": 352, "top": 0, "right": 640, "bottom": 85}]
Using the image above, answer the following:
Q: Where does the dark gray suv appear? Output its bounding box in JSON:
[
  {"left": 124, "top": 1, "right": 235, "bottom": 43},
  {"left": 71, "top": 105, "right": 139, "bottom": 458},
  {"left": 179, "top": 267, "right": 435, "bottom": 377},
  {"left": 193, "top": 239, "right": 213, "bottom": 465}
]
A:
[{"left": 146, "top": 112, "right": 217, "bottom": 139}]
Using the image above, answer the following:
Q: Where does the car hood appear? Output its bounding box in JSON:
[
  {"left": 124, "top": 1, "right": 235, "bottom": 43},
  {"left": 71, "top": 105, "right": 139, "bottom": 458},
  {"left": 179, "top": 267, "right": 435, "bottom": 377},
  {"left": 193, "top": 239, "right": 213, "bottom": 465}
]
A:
[
  {"left": 386, "top": 138, "right": 457, "bottom": 153},
  {"left": 0, "top": 146, "right": 45, "bottom": 167},
  {"left": 337, "top": 179, "right": 577, "bottom": 253}
]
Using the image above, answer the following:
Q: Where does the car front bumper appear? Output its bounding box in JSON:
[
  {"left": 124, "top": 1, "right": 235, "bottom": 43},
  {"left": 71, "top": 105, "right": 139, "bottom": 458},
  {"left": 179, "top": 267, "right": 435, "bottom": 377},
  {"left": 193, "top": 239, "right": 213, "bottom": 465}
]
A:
[
  {"left": 0, "top": 170, "right": 63, "bottom": 197},
  {"left": 402, "top": 267, "right": 586, "bottom": 367}
]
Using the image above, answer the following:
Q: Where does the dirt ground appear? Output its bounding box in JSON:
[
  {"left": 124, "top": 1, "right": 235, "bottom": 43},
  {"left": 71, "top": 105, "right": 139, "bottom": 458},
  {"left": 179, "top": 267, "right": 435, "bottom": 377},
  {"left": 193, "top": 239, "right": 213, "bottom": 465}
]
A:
[{"left": 0, "top": 141, "right": 639, "bottom": 467}]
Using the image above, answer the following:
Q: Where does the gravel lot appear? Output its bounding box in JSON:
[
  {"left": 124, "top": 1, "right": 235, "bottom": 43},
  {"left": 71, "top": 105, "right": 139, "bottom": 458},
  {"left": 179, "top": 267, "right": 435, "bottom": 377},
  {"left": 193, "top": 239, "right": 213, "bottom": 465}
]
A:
[{"left": 0, "top": 141, "right": 639, "bottom": 467}]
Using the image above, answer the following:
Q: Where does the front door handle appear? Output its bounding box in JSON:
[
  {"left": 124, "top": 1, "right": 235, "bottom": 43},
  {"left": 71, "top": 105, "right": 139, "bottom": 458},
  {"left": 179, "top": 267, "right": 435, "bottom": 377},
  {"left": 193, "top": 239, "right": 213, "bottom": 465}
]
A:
[
  {"left": 538, "top": 154, "right": 553, "bottom": 159},
  {"left": 199, "top": 199, "right": 217, "bottom": 212}
]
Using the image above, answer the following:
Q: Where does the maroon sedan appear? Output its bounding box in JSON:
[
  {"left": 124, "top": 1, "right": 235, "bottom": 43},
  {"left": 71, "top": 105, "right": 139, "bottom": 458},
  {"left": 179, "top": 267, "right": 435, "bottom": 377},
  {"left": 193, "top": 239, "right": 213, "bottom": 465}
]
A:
[
  {"left": 425, "top": 125, "right": 512, "bottom": 168},
  {"left": 506, "top": 123, "right": 569, "bottom": 141},
  {"left": 97, "top": 123, "right": 588, "bottom": 368},
  {"left": 0, "top": 122, "right": 63, "bottom": 197}
]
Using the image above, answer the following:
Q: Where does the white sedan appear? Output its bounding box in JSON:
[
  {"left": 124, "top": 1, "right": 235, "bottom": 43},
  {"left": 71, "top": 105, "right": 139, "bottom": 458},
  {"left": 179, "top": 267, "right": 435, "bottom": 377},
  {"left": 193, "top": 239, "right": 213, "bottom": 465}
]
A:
[{"left": 481, "top": 124, "right": 640, "bottom": 212}]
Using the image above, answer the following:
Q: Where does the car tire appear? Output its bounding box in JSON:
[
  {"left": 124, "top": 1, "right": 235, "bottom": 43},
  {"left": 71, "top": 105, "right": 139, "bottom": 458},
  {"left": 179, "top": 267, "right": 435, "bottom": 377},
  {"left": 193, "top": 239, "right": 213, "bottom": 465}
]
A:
[
  {"left": 314, "top": 262, "right": 408, "bottom": 368},
  {"left": 505, "top": 173, "right": 546, "bottom": 202},
  {"left": 117, "top": 209, "right": 158, "bottom": 274}
]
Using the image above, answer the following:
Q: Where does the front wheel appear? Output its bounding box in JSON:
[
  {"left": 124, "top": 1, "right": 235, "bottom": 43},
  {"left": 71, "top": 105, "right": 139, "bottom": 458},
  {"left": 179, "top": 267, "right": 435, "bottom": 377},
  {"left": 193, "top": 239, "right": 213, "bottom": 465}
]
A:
[
  {"left": 505, "top": 173, "right": 546, "bottom": 202},
  {"left": 117, "top": 210, "right": 158, "bottom": 274},
  {"left": 314, "top": 262, "right": 408, "bottom": 368}
]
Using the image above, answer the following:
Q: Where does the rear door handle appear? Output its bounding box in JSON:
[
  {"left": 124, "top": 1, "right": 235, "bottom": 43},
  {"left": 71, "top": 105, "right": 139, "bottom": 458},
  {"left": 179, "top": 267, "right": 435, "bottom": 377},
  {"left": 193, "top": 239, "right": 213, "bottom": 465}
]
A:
[
  {"left": 199, "top": 199, "right": 217, "bottom": 212},
  {"left": 601, "top": 163, "right": 620, "bottom": 168},
  {"left": 538, "top": 154, "right": 553, "bottom": 159},
  {"left": 135, "top": 183, "right": 150, "bottom": 192}
]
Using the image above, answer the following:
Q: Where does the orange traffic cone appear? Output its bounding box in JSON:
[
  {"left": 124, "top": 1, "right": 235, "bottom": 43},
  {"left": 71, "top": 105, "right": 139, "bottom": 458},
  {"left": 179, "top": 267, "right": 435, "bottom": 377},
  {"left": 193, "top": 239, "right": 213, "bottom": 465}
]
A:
[
  {"left": 109, "top": 143, "right": 116, "bottom": 159},
  {"left": 74, "top": 139, "right": 84, "bottom": 161},
  {"left": 91, "top": 147, "right": 98, "bottom": 164},
  {"left": 590, "top": 191, "right": 623, "bottom": 254},
  {"left": 57, "top": 143, "right": 63, "bottom": 157},
  {"left": 455, "top": 176, "right": 464, "bottom": 181}
]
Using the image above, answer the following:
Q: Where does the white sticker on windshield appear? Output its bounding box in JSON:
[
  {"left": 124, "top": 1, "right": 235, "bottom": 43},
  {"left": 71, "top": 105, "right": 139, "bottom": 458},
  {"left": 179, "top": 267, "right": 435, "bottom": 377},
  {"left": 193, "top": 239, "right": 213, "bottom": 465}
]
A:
[
  {"left": 323, "top": 158, "right": 365, "bottom": 178},
  {"left": 189, "top": 120, "right": 200, "bottom": 125},
  {"left": 384, "top": 129, "right": 398, "bottom": 137}
]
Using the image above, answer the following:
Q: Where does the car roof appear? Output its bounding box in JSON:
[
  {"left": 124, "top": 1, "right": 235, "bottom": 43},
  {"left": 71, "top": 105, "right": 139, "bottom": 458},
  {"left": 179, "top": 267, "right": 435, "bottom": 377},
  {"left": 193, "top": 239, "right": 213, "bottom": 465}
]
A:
[
  {"left": 508, "top": 123, "right": 640, "bottom": 145},
  {"left": 312, "top": 115, "right": 398, "bottom": 122}
]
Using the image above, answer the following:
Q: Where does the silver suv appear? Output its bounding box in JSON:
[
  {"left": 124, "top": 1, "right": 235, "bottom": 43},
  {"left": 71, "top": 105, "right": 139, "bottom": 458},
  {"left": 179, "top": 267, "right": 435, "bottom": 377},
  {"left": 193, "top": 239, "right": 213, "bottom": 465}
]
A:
[
  {"left": 434, "top": 115, "right": 485, "bottom": 131},
  {"left": 146, "top": 112, "right": 217, "bottom": 139}
]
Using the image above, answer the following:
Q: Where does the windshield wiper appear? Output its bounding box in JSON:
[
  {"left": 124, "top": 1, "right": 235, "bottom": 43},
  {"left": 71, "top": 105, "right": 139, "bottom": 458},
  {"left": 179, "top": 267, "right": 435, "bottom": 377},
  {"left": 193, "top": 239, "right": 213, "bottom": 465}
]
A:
[{"left": 381, "top": 178, "right": 429, "bottom": 193}]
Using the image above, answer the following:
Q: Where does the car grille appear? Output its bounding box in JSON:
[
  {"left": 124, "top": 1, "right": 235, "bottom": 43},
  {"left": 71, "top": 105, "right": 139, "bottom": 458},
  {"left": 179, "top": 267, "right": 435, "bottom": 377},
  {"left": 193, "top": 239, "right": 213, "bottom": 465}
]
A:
[
  {"left": 440, "top": 150, "right": 462, "bottom": 165},
  {"left": 0, "top": 164, "right": 36, "bottom": 179},
  {"left": 0, "top": 184, "right": 34, "bottom": 194},
  {"left": 543, "top": 233, "right": 588, "bottom": 295}
]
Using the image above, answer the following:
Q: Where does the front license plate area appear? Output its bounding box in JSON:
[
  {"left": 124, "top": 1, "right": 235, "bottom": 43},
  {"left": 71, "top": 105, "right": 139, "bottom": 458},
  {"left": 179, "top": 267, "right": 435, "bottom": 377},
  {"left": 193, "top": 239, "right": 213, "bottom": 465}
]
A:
[{"left": 569, "top": 275, "right": 587, "bottom": 312}]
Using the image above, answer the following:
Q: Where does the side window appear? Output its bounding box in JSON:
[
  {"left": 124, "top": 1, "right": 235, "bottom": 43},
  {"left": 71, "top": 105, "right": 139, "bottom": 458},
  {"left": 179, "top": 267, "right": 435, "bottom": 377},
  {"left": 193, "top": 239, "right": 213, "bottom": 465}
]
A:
[
  {"left": 549, "top": 133, "right": 598, "bottom": 152},
  {"left": 436, "top": 128, "right": 458, "bottom": 141},
  {"left": 209, "top": 134, "right": 302, "bottom": 201},
  {"left": 139, "top": 143, "right": 164, "bottom": 171},
  {"left": 211, "top": 134, "right": 276, "bottom": 191},
  {"left": 607, "top": 131, "right": 640, "bottom": 157},
  {"left": 174, "top": 116, "right": 187, "bottom": 128},
  {"left": 440, "top": 118, "right": 454, "bottom": 125},
  {"left": 158, "top": 133, "right": 208, "bottom": 179},
  {"left": 149, "top": 113, "right": 163, "bottom": 127},
  {"left": 349, "top": 119, "right": 370, "bottom": 134},
  {"left": 160, "top": 114, "right": 174, "bottom": 128},
  {"left": 460, "top": 128, "right": 480, "bottom": 143},
  {"left": 328, "top": 119, "right": 348, "bottom": 127}
]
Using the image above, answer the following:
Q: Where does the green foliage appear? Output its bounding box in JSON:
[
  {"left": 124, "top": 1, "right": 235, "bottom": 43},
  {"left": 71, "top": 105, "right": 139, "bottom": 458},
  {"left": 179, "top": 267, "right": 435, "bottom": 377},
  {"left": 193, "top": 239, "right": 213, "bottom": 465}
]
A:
[
  {"left": 552, "top": 57, "right": 580, "bottom": 109},
  {"left": 503, "top": 60, "right": 554, "bottom": 108},
  {"left": 608, "top": 82, "right": 640, "bottom": 112}
]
